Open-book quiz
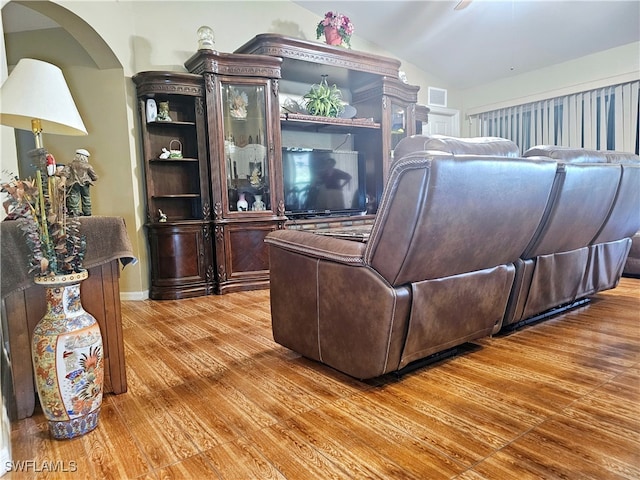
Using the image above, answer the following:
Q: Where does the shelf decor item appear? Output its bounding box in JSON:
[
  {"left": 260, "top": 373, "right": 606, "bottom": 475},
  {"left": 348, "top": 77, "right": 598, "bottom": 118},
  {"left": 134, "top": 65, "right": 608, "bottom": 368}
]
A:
[
  {"left": 146, "top": 98, "right": 157, "bottom": 122},
  {"left": 157, "top": 101, "right": 172, "bottom": 121},
  {"left": 252, "top": 194, "right": 265, "bottom": 211},
  {"left": 197, "top": 25, "right": 215, "bottom": 50},
  {"left": 316, "top": 11, "right": 354, "bottom": 48},
  {"left": 237, "top": 192, "right": 249, "bottom": 211},
  {"left": 228, "top": 87, "right": 249, "bottom": 119},
  {"left": 169, "top": 139, "right": 183, "bottom": 159},
  {"left": 32, "top": 271, "right": 103, "bottom": 439},
  {"left": 303, "top": 75, "right": 345, "bottom": 118}
]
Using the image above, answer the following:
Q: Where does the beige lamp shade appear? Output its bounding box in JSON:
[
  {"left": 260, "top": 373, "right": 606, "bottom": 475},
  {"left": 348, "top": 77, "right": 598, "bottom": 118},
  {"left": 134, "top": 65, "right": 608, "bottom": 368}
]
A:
[{"left": 0, "top": 58, "right": 87, "bottom": 136}]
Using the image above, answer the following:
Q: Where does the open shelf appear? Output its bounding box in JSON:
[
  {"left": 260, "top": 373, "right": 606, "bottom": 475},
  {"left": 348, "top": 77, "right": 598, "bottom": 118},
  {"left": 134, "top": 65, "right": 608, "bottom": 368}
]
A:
[{"left": 280, "top": 113, "right": 380, "bottom": 134}]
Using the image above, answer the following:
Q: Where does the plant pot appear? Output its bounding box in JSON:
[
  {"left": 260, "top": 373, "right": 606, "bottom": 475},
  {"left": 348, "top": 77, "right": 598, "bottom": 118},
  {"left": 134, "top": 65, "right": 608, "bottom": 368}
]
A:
[
  {"left": 31, "top": 271, "right": 104, "bottom": 439},
  {"left": 324, "top": 26, "right": 342, "bottom": 46}
]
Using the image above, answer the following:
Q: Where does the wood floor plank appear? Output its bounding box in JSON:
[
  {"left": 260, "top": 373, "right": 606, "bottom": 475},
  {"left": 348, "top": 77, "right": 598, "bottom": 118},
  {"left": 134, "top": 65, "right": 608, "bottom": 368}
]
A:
[
  {"left": 326, "top": 396, "right": 467, "bottom": 478},
  {"left": 151, "top": 453, "right": 220, "bottom": 480},
  {"left": 111, "top": 392, "right": 200, "bottom": 470},
  {"left": 76, "top": 402, "right": 150, "bottom": 479},
  {"left": 245, "top": 422, "right": 351, "bottom": 480},
  {"left": 350, "top": 386, "right": 500, "bottom": 466},
  {"left": 201, "top": 435, "right": 287, "bottom": 480}
]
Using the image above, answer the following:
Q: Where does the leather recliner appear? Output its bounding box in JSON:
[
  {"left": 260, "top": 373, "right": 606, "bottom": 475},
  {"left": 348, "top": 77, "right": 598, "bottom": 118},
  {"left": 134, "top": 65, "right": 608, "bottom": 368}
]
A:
[
  {"left": 265, "top": 149, "right": 557, "bottom": 379},
  {"left": 523, "top": 145, "right": 640, "bottom": 297}
]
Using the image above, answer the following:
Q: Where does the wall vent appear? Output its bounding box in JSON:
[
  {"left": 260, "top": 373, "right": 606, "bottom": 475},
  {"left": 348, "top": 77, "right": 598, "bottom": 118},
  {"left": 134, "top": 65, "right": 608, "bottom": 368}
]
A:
[{"left": 428, "top": 87, "right": 448, "bottom": 108}]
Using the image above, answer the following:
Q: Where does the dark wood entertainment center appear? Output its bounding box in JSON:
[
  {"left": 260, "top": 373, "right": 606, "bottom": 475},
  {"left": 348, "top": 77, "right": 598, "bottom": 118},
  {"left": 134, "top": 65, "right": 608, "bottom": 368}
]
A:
[{"left": 134, "top": 34, "right": 426, "bottom": 298}]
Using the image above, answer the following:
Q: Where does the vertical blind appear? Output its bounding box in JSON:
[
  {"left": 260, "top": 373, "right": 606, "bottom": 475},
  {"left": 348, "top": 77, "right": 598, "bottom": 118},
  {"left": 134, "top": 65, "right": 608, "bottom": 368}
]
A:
[{"left": 472, "top": 81, "right": 640, "bottom": 154}]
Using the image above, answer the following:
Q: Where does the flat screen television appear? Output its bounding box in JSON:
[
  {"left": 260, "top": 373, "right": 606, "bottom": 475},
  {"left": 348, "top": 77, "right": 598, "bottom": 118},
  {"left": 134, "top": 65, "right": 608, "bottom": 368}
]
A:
[{"left": 282, "top": 147, "right": 366, "bottom": 218}]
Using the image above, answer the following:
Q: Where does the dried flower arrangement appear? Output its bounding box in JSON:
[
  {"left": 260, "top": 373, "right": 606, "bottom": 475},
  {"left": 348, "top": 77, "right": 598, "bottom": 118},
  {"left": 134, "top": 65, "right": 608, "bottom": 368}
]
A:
[{"left": 1, "top": 154, "right": 86, "bottom": 277}]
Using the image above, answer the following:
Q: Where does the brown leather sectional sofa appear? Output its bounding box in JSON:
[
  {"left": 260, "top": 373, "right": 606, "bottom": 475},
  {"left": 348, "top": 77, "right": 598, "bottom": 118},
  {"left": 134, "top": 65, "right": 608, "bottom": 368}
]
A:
[{"left": 265, "top": 135, "right": 640, "bottom": 379}]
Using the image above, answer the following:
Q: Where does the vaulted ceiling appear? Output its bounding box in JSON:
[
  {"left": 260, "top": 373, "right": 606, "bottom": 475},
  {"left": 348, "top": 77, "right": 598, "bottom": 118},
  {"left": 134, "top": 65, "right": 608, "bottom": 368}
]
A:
[{"left": 293, "top": 0, "right": 640, "bottom": 89}]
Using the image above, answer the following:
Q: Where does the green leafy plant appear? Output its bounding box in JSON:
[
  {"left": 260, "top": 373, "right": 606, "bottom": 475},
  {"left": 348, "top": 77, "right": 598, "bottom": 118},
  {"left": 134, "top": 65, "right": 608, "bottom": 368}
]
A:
[{"left": 303, "top": 76, "right": 345, "bottom": 118}]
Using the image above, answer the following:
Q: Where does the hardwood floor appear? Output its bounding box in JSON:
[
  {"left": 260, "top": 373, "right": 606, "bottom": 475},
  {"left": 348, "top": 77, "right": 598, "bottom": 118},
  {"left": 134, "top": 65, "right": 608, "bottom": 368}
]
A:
[{"left": 8, "top": 277, "right": 640, "bottom": 479}]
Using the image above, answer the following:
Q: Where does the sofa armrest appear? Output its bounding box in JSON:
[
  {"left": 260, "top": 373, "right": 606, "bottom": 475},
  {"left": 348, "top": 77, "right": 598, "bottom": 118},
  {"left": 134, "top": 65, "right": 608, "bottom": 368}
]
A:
[{"left": 265, "top": 230, "right": 366, "bottom": 266}]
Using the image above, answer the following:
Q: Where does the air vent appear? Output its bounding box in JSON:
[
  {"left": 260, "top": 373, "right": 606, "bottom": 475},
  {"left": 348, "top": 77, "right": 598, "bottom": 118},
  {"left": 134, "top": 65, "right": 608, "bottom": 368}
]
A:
[{"left": 428, "top": 87, "right": 448, "bottom": 108}]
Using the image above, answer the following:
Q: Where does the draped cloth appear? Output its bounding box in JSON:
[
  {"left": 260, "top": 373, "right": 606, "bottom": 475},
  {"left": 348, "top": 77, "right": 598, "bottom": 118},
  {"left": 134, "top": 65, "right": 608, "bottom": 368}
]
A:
[{"left": 1, "top": 215, "right": 136, "bottom": 299}]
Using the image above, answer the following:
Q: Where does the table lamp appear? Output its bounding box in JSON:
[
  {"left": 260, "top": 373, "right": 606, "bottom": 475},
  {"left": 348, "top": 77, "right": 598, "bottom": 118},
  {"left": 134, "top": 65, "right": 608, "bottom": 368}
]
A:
[{"left": 0, "top": 58, "right": 87, "bottom": 155}]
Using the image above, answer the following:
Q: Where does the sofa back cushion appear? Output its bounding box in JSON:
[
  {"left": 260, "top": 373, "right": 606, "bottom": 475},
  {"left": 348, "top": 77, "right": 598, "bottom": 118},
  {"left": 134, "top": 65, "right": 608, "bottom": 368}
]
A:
[
  {"left": 394, "top": 134, "right": 519, "bottom": 162},
  {"left": 592, "top": 163, "right": 640, "bottom": 244},
  {"left": 524, "top": 145, "right": 640, "bottom": 165},
  {"left": 522, "top": 163, "right": 621, "bottom": 258},
  {"left": 364, "top": 153, "right": 558, "bottom": 286},
  {"left": 524, "top": 145, "right": 609, "bottom": 163}
]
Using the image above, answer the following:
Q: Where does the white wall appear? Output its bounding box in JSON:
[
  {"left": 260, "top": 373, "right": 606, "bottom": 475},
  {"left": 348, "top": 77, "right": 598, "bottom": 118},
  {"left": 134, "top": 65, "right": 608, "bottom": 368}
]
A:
[{"left": 0, "top": 4, "right": 18, "bottom": 212}]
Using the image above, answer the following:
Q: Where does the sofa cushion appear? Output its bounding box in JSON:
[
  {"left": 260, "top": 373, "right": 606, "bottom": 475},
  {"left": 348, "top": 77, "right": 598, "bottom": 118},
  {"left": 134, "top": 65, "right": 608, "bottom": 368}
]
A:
[
  {"left": 524, "top": 145, "right": 609, "bottom": 163},
  {"left": 603, "top": 151, "right": 640, "bottom": 164},
  {"left": 394, "top": 134, "right": 519, "bottom": 161}
]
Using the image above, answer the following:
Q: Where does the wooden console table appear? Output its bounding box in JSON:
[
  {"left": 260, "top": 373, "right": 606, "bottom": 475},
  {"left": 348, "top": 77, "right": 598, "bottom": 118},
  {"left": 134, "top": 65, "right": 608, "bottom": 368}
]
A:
[{"left": 1, "top": 216, "right": 136, "bottom": 420}]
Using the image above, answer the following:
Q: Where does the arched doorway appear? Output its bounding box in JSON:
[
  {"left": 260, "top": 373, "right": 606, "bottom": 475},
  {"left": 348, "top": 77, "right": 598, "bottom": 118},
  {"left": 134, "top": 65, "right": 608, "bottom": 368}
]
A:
[{"left": 2, "top": 0, "right": 144, "bottom": 296}]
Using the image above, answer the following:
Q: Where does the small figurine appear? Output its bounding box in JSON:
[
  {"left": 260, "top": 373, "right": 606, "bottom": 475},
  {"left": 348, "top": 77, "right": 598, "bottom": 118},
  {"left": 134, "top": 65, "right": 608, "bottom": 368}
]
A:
[
  {"left": 62, "top": 148, "right": 99, "bottom": 216},
  {"left": 249, "top": 166, "right": 262, "bottom": 188},
  {"left": 228, "top": 87, "right": 248, "bottom": 119},
  {"left": 157, "top": 101, "right": 172, "bottom": 122},
  {"left": 158, "top": 209, "right": 167, "bottom": 222},
  {"left": 46, "top": 153, "right": 56, "bottom": 176},
  {"left": 159, "top": 148, "right": 171, "bottom": 159}
]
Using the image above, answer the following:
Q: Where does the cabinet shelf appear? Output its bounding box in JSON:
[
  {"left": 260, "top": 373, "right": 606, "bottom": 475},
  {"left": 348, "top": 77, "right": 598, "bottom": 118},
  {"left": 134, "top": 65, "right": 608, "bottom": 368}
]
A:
[
  {"left": 147, "top": 120, "right": 196, "bottom": 127},
  {"left": 149, "top": 157, "right": 199, "bottom": 163},
  {"left": 146, "top": 219, "right": 205, "bottom": 227},
  {"left": 152, "top": 194, "right": 201, "bottom": 199},
  {"left": 280, "top": 113, "right": 380, "bottom": 132}
]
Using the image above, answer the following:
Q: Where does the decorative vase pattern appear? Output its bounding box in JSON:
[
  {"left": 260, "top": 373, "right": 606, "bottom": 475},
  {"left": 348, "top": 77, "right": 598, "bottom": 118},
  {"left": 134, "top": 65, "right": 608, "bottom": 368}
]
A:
[
  {"left": 32, "top": 271, "right": 104, "bottom": 440},
  {"left": 237, "top": 192, "right": 248, "bottom": 211},
  {"left": 324, "top": 26, "right": 343, "bottom": 46}
]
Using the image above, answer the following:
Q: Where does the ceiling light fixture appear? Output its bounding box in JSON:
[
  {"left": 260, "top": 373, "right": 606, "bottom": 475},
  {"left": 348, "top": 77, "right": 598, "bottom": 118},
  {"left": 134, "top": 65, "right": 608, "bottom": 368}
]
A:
[{"left": 454, "top": 0, "right": 473, "bottom": 11}]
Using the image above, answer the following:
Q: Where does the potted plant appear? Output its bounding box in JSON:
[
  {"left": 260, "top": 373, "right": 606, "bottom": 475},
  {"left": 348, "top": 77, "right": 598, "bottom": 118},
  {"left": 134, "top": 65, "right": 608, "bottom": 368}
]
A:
[
  {"left": 316, "top": 11, "right": 354, "bottom": 48},
  {"left": 303, "top": 75, "right": 345, "bottom": 118}
]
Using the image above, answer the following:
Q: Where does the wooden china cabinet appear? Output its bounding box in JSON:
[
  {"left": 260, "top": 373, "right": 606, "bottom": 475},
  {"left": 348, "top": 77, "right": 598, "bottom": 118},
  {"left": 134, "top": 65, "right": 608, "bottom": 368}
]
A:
[
  {"left": 133, "top": 72, "right": 214, "bottom": 300},
  {"left": 134, "top": 34, "right": 424, "bottom": 297},
  {"left": 184, "top": 50, "right": 285, "bottom": 294}
]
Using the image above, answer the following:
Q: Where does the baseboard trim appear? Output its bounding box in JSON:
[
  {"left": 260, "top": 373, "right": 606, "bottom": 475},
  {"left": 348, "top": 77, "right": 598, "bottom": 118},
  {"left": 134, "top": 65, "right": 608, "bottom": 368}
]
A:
[{"left": 120, "top": 290, "right": 149, "bottom": 301}]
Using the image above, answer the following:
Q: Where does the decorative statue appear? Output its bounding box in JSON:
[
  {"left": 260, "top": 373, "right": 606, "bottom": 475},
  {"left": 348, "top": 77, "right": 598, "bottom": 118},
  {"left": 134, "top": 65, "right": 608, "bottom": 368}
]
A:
[
  {"left": 157, "top": 101, "right": 172, "bottom": 121},
  {"left": 63, "top": 148, "right": 99, "bottom": 216}
]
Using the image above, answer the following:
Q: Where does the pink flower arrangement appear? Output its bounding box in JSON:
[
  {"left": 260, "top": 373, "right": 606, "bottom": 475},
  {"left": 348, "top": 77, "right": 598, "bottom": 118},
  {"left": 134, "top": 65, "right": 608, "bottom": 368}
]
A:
[{"left": 316, "top": 11, "right": 354, "bottom": 48}]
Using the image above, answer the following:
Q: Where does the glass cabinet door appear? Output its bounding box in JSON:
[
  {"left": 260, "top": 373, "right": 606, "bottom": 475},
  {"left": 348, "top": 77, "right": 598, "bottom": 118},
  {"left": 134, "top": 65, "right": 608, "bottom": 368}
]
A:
[
  {"left": 222, "top": 82, "right": 270, "bottom": 213},
  {"left": 390, "top": 102, "right": 408, "bottom": 152}
]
